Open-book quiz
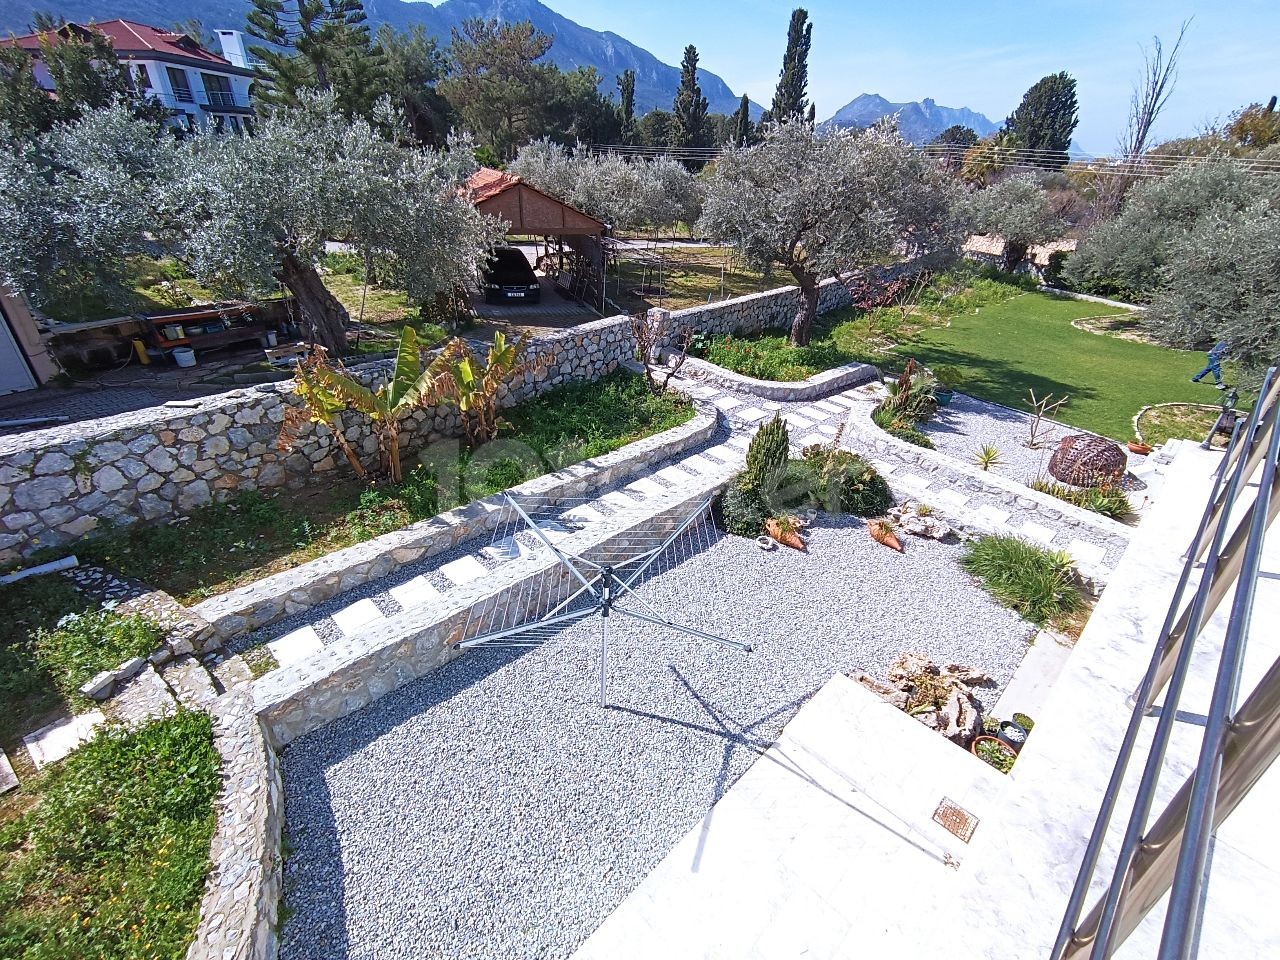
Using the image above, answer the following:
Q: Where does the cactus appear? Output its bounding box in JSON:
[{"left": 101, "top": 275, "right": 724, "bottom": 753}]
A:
[{"left": 744, "top": 413, "right": 791, "bottom": 499}]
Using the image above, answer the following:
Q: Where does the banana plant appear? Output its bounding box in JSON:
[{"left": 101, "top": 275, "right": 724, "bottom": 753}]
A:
[
  {"left": 452, "top": 331, "right": 534, "bottom": 448},
  {"left": 285, "top": 326, "right": 463, "bottom": 483}
]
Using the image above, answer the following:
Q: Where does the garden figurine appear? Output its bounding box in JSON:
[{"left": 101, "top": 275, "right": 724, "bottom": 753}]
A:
[{"left": 1191, "top": 341, "right": 1228, "bottom": 389}]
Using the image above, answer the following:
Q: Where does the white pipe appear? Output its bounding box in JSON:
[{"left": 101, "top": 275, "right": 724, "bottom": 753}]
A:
[{"left": 0, "top": 555, "right": 79, "bottom": 584}]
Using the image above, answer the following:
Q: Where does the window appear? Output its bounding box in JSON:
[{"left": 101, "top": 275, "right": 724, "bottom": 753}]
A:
[
  {"left": 131, "top": 64, "right": 150, "bottom": 93},
  {"left": 201, "top": 73, "right": 237, "bottom": 109},
  {"left": 166, "top": 67, "right": 193, "bottom": 103}
]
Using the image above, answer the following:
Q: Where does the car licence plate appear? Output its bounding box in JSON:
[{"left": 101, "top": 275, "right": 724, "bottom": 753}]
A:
[{"left": 508, "top": 292, "right": 525, "bottom": 298}]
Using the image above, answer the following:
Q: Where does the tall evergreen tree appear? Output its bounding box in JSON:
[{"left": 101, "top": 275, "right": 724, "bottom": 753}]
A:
[
  {"left": 732, "top": 94, "right": 753, "bottom": 146},
  {"left": 617, "top": 68, "right": 636, "bottom": 143},
  {"left": 670, "top": 44, "right": 708, "bottom": 153},
  {"left": 769, "top": 8, "right": 812, "bottom": 123},
  {"left": 1005, "top": 71, "right": 1079, "bottom": 168},
  {"left": 246, "top": 0, "right": 373, "bottom": 106}
]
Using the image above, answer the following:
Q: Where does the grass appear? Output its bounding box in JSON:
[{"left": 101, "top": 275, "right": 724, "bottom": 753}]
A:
[
  {"left": 1136, "top": 403, "right": 1227, "bottom": 447},
  {"left": 608, "top": 246, "right": 770, "bottom": 313},
  {"left": 42, "top": 255, "right": 220, "bottom": 324},
  {"left": 0, "top": 711, "right": 219, "bottom": 960},
  {"left": 321, "top": 255, "right": 450, "bottom": 356},
  {"left": 1029, "top": 478, "right": 1134, "bottom": 521},
  {"left": 960, "top": 534, "right": 1085, "bottom": 628},
  {"left": 0, "top": 577, "right": 108, "bottom": 751},
  {"left": 72, "top": 372, "right": 693, "bottom": 603}
]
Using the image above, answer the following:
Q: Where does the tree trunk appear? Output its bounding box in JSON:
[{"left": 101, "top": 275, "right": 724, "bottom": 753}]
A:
[
  {"left": 788, "top": 268, "right": 819, "bottom": 347},
  {"left": 1003, "top": 241, "right": 1028, "bottom": 275},
  {"left": 277, "top": 251, "right": 350, "bottom": 356}
]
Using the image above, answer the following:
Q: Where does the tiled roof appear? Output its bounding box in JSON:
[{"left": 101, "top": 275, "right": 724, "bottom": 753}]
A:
[
  {"left": 0, "top": 19, "right": 231, "bottom": 67},
  {"left": 467, "top": 167, "right": 522, "bottom": 203}
]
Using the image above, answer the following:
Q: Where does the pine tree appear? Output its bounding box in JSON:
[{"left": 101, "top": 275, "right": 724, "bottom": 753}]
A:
[
  {"left": 1005, "top": 71, "right": 1079, "bottom": 169},
  {"left": 670, "top": 44, "right": 708, "bottom": 154},
  {"left": 732, "top": 93, "right": 752, "bottom": 146},
  {"left": 246, "top": 0, "right": 373, "bottom": 106},
  {"left": 617, "top": 68, "right": 636, "bottom": 143},
  {"left": 770, "top": 8, "right": 812, "bottom": 123}
]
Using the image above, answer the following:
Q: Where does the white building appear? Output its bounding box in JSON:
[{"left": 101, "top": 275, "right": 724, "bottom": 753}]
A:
[{"left": 0, "top": 19, "right": 255, "bottom": 133}]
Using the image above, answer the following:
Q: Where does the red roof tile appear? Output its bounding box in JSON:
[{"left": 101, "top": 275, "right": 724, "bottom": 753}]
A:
[{"left": 0, "top": 19, "right": 232, "bottom": 67}]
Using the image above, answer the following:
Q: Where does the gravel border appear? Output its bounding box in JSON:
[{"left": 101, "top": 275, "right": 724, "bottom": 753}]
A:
[{"left": 280, "top": 519, "right": 1033, "bottom": 960}]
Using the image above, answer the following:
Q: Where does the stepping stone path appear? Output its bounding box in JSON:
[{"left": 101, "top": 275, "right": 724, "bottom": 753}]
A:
[
  {"left": 0, "top": 751, "right": 17, "bottom": 794},
  {"left": 332, "top": 598, "right": 384, "bottom": 635},
  {"left": 269, "top": 626, "right": 325, "bottom": 666},
  {"left": 23, "top": 711, "right": 105, "bottom": 770}
]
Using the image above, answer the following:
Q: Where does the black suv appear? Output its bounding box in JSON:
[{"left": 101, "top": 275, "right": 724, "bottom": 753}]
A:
[{"left": 481, "top": 247, "right": 541, "bottom": 304}]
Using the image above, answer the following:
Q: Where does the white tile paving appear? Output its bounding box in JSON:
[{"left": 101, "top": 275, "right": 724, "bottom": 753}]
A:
[
  {"left": 331, "top": 598, "right": 384, "bottom": 634},
  {"left": 601, "top": 491, "right": 641, "bottom": 511},
  {"left": 975, "top": 504, "right": 1012, "bottom": 527},
  {"left": 480, "top": 536, "right": 542, "bottom": 563},
  {"left": 268, "top": 625, "right": 325, "bottom": 666},
  {"left": 796, "top": 406, "right": 830, "bottom": 422},
  {"left": 439, "top": 555, "right": 489, "bottom": 586},
  {"left": 1066, "top": 538, "right": 1107, "bottom": 568},
  {"left": 712, "top": 395, "right": 743, "bottom": 411},
  {"left": 734, "top": 406, "right": 770, "bottom": 423},
  {"left": 23, "top": 711, "right": 105, "bottom": 770},
  {"left": 0, "top": 751, "right": 18, "bottom": 793},
  {"left": 679, "top": 454, "right": 720, "bottom": 475},
  {"left": 626, "top": 478, "right": 667, "bottom": 498},
  {"left": 826, "top": 393, "right": 861, "bottom": 409},
  {"left": 784, "top": 414, "right": 814, "bottom": 430},
  {"left": 390, "top": 576, "right": 445, "bottom": 611},
  {"left": 811, "top": 400, "right": 845, "bottom": 415},
  {"left": 726, "top": 435, "right": 751, "bottom": 449},
  {"left": 1018, "top": 521, "right": 1058, "bottom": 546},
  {"left": 656, "top": 465, "right": 694, "bottom": 485},
  {"left": 816, "top": 424, "right": 840, "bottom": 436},
  {"left": 932, "top": 488, "right": 971, "bottom": 509},
  {"left": 894, "top": 472, "right": 931, "bottom": 493},
  {"left": 798, "top": 432, "right": 830, "bottom": 448}
]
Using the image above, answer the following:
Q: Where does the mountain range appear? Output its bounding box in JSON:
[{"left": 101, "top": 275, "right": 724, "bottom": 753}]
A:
[
  {"left": 823, "top": 93, "right": 999, "bottom": 144},
  {"left": 0, "top": 0, "right": 764, "bottom": 117}
]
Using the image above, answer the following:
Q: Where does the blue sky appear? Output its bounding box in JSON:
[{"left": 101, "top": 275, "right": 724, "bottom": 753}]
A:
[{"left": 532, "top": 0, "right": 1277, "bottom": 154}]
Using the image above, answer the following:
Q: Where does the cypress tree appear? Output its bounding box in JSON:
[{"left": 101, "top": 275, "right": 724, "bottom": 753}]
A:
[
  {"left": 770, "top": 8, "right": 812, "bottom": 123},
  {"left": 732, "top": 93, "right": 752, "bottom": 146},
  {"left": 1005, "top": 71, "right": 1079, "bottom": 168},
  {"left": 745, "top": 413, "right": 791, "bottom": 498},
  {"left": 617, "top": 68, "right": 636, "bottom": 143},
  {"left": 670, "top": 44, "right": 708, "bottom": 153}
]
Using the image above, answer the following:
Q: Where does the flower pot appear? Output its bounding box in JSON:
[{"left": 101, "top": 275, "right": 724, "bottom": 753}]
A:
[
  {"left": 935, "top": 388, "right": 954, "bottom": 406},
  {"left": 1128, "top": 441, "right": 1153, "bottom": 455},
  {"left": 867, "top": 519, "right": 903, "bottom": 552},
  {"left": 765, "top": 518, "right": 805, "bottom": 551},
  {"left": 970, "top": 735, "right": 1017, "bottom": 773},
  {"left": 998, "top": 721, "right": 1029, "bottom": 753},
  {"left": 755, "top": 535, "right": 776, "bottom": 551}
]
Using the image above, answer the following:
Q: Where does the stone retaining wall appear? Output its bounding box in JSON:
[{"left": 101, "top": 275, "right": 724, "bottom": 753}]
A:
[
  {"left": 677, "top": 355, "right": 880, "bottom": 401},
  {"left": 0, "top": 315, "right": 635, "bottom": 564},
  {"left": 192, "top": 407, "right": 718, "bottom": 641},
  {"left": 186, "top": 689, "right": 282, "bottom": 960}
]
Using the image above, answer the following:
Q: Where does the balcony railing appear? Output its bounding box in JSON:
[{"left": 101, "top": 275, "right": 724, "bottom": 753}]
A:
[
  {"left": 1052, "top": 367, "right": 1280, "bottom": 959},
  {"left": 203, "top": 89, "right": 243, "bottom": 110}
]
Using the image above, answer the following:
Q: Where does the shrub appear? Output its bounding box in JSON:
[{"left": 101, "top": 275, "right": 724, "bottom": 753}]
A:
[
  {"left": 744, "top": 413, "right": 790, "bottom": 497},
  {"left": 872, "top": 405, "right": 937, "bottom": 449},
  {"left": 1030, "top": 477, "right": 1133, "bottom": 520},
  {"left": 33, "top": 610, "right": 162, "bottom": 703},
  {"left": 798, "top": 446, "right": 893, "bottom": 516},
  {"left": 0, "top": 711, "right": 219, "bottom": 959},
  {"left": 960, "top": 534, "right": 1084, "bottom": 627},
  {"left": 717, "top": 476, "right": 769, "bottom": 537}
]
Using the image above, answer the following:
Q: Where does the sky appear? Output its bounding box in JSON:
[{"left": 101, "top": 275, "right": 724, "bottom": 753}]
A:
[{"left": 525, "top": 0, "right": 1278, "bottom": 155}]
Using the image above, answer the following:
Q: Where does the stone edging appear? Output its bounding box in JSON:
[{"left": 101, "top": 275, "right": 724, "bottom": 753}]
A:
[
  {"left": 186, "top": 688, "right": 283, "bottom": 960},
  {"left": 192, "top": 407, "right": 719, "bottom": 641},
  {"left": 1036, "top": 285, "right": 1146, "bottom": 312},
  {"left": 674, "top": 354, "right": 880, "bottom": 401}
]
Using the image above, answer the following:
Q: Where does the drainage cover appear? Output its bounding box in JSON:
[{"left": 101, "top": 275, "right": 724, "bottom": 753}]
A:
[{"left": 933, "top": 797, "right": 979, "bottom": 843}]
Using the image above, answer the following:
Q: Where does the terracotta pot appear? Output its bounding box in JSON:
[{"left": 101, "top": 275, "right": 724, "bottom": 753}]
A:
[
  {"left": 867, "top": 519, "right": 903, "bottom": 552},
  {"left": 970, "top": 735, "right": 1017, "bottom": 771},
  {"left": 1128, "top": 441, "right": 1153, "bottom": 455},
  {"left": 765, "top": 518, "right": 806, "bottom": 551}
]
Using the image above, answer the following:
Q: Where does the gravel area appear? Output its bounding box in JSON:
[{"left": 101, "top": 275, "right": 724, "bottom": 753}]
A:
[
  {"left": 919, "top": 392, "right": 1146, "bottom": 487},
  {"left": 280, "top": 519, "right": 1034, "bottom": 960}
]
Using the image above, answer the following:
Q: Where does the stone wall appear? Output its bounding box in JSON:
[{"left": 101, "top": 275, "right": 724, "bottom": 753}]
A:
[
  {"left": 186, "top": 689, "right": 282, "bottom": 960},
  {"left": 0, "top": 315, "right": 635, "bottom": 564}
]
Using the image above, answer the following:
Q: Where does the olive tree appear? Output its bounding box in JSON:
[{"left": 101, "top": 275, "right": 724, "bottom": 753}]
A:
[
  {"left": 698, "top": 120, "right": 965, "bottom": 346},
  {"left": 965, "top": 174, "right": 1065, "bottom": 272},
  {"left": 171, "top": 90, "right": 502, "bottom": 354},
  {"left": 0, "top": 101, "right": 168, "bottom": 317}
]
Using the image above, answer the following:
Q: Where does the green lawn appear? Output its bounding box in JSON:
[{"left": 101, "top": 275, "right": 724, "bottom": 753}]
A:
[
  {"left": 896, "top": 292, "right": 1228, "bottom": 440},
  {"left": 608, "top": 246, "right": 770, "bottom": 314}
]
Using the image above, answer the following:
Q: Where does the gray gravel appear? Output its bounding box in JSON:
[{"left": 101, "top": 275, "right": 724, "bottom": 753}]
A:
[
  {"left": 919, "top": 392, "right": 1145, "bottom": 487},
  {"left": 280, "top": 518, "right": 1033, "bottom": 960}
]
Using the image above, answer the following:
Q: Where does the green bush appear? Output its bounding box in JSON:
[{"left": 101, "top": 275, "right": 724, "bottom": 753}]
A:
[
  {"left": 717, "top": 477, "right": 769, "bottom": 537},
  {"left": 691, "top": 332, "right": 859, "bottom": 382},
  {"left": 872, "top": 405, "right": 937, "bottom": 449},
  {"left": 744, "top": 413, "right": 790, "bottom": 497},
  {"left": 797, "top": 448, "right": 893, "bottom": 516},
  {"left": 33, "top": 609, "right": 162, "bottom": 703},
  {"left": 0, "top": 711, "right": 219, "bottom": 959},
  {"left": 1030, "top": 477, "right": 1133, "bottom": 520},
  {"left": 960, "top": 535, "right": 1084, "bottom": 627}
]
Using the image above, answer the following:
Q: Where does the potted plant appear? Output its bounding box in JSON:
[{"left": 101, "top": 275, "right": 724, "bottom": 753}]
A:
[
  {"left": 1128, "top": 438, "right": 1153, "bottom": 455},
  {"left": 971, "top": 735, "right": 1017, "bottom": 774},
  {"left": 765, "top": 514, "right": 806, "bottom": 551},
  {"left": 998, "top": 719, "right": 1029, "bottom": 753},
  {"left": 932, "top": 364, "right": 964, "bottom": 407},
  {"left": 867, "top": 517, "right": 903, "bottom": 552}
]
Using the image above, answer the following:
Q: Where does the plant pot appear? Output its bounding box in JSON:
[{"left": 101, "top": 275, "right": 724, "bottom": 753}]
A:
[
  {"left": 970, "top": 735, "right": 1017, "bottom": 774},
  {"left": 1128, "top": 441, "right": 1153, "bottom": 455},
  {"left": 935, "top": 388, "right": 954, "bottom": 406},
  {"left": 997, "top": 721, "right": 1029, "bottom": 753},
  {"left": 755, "top": 535, "right": 776, "bottom": 551},
  {"left": 867, "top": 519, "right": 903, "bottom": 552},
  {"left": 765, "top": 518, "right": 805, "bottom": 551}
]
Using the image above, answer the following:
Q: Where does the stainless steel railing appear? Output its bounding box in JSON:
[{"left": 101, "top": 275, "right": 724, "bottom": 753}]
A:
[{"left": 1052, "top": 367, "right": 1280, "bottom": 959}]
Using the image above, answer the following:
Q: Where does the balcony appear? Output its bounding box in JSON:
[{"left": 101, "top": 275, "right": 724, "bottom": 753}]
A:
[{"left": 202, "top": 89, "right": 245, "bottom": 110}]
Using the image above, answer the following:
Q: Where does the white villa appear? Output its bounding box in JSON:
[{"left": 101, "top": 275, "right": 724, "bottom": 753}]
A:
[{"left": 0, "top": 19, "right": 256, "bottom": 133}]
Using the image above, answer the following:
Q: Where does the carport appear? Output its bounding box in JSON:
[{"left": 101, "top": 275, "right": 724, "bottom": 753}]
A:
[{"left": 466, "top": 168, "right": 608, "bottom": 318}]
